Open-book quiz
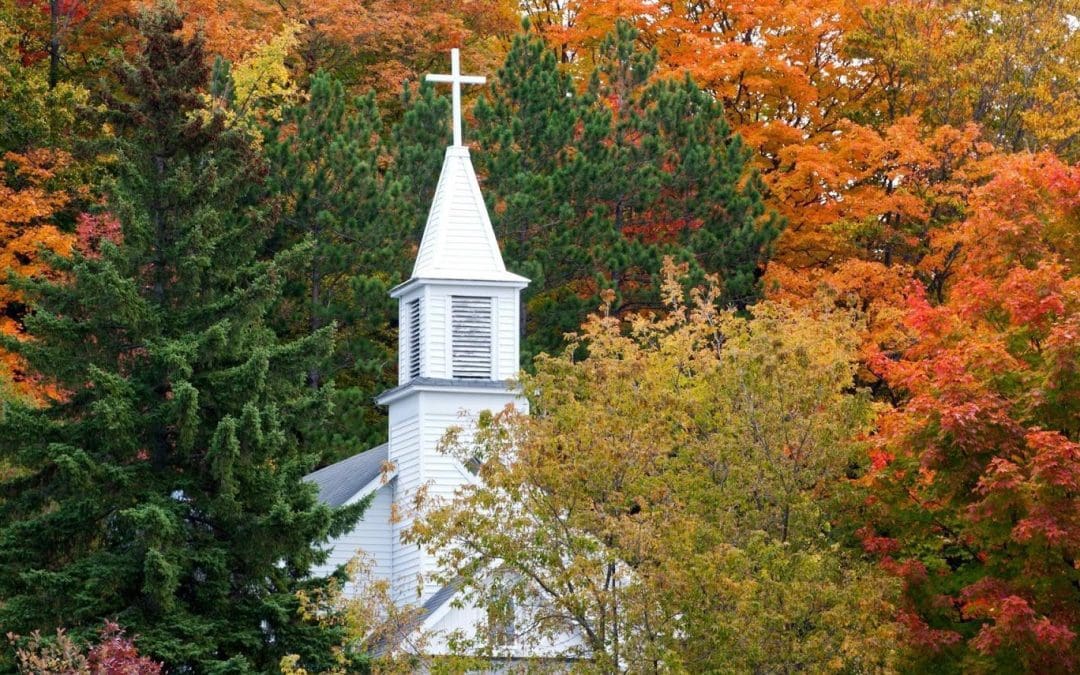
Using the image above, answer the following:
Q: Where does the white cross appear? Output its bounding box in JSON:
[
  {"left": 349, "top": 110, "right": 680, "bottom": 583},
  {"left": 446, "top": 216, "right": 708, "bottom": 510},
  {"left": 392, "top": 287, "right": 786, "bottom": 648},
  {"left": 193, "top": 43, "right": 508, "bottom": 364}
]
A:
[{"left": 426, "top": 48, "right": 486, "bottom": 147}]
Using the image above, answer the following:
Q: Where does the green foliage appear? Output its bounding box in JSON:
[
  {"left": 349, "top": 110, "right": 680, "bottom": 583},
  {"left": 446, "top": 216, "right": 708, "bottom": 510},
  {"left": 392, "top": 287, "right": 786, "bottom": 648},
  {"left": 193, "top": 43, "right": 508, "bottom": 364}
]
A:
[
  {"left": 0, "top": 5, "right": 362, "bottom": 671},
  {"left": 391, "top": 80, "right": 451, "bottom": 246},
  {"left": 266, "top": 71, "right": 409, "bottom": 462},
  {"left": 0, "top": 25, "right": 88, "bottom": 154},
  {"left": 410, "top": 261, "right": 899, "bottom": 671}
]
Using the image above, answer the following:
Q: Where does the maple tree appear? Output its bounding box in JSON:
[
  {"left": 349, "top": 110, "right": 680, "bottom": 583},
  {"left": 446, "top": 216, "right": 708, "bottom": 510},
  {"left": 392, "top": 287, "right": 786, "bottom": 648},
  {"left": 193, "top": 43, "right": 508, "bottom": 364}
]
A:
[
  {"left": 5, "top": 0, "right": 133, "bottom": 88},
  {"left": 410, "top": 261, "right": 899, "bottom": 671},
  {"left": 521, "top": 1, "right": 1079, "bottom": 285},
  {"left": 0, "top": 0, "right": 1075, "bottom": 669},
  {"left": 853, "top": 0, "right": 1080, "bottom": 161},
  {"left": 860, "top": 153, "right": 1080, "bottom": 671},
  {"left": 0, "top": 22, "right": 91, "bottom": 403},
  {"left": 177, "top": 0, "right": 517, "bottom": 106},
  {"left": 0, "top": 149, "right": 74, "bottom": 402}
]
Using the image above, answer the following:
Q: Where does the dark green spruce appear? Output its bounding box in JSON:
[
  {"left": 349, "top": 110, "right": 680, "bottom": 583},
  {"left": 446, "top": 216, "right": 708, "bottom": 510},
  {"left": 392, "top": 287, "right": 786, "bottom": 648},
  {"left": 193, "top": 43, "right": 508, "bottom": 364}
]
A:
[{"left": 0, "top": 6, "right": 363, "bottom": 672}]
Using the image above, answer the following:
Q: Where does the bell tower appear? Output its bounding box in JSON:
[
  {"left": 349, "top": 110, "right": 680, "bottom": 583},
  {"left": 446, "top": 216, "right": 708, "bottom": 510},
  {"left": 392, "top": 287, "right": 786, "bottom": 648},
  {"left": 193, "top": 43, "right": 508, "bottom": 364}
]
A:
[{"left": 376, "top": 50, "right": 529, "bottom": 604}]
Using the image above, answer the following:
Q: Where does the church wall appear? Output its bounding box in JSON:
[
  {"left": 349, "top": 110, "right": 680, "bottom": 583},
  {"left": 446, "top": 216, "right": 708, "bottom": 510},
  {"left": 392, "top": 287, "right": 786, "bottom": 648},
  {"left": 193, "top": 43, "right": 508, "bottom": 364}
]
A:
[
  {"left": 494, "top": 291, "right": 520, "bottom": 380},
  {"left": 424, "top": 285, "right": 448, "bottom": 378},
  {"left": 414, "top": 389, "right": 524, "bottom": 599},
  {"left": 416, "top": 283, "right": 522, "bottom": 382},
  {"left": 310, "top": 483, "right": 395, "bottom": 583},
  {"left": 422, "top": 588, "right": 585, "bottom": 659},
  {"left": 388, "top": 410, "right": 423, "bottom": 604}
]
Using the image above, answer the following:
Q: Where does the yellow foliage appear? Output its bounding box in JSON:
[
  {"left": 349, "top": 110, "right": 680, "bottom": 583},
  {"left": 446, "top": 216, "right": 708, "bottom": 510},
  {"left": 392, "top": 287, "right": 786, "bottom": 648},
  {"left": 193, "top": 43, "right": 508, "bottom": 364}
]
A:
[
  {"left": 409, "top": 259, "right": 900, "bottom": 671},
  {"left": 232, "top": 22, "right": 302, "bottom": 121}
]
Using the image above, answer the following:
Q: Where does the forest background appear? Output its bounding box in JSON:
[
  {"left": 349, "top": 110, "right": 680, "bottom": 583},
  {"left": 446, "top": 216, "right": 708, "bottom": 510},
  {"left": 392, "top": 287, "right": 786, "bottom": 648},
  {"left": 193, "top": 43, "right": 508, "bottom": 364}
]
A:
[{"left": 0, "top": 0, "right": 1077, "bottom": 672}]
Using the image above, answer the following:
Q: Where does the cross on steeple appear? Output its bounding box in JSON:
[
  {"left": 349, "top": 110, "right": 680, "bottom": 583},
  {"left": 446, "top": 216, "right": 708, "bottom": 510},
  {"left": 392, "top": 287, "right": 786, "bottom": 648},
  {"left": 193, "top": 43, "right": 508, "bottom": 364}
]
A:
[{"left": 426, "top": 48, "right": 486, "bottom": 147}]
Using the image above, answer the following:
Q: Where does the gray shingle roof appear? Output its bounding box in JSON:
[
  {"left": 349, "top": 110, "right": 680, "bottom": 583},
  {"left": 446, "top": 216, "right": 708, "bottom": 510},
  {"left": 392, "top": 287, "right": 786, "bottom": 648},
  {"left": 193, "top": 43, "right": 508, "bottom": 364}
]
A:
[
  {"left": 421, "top": 577, "right": 464, "bottom": 618},
  {"left": 376, "top": 376, "right": 515, "bottom": 404},
  {"left": 304, "top": 443, "right": 388, "bottom": 507}
]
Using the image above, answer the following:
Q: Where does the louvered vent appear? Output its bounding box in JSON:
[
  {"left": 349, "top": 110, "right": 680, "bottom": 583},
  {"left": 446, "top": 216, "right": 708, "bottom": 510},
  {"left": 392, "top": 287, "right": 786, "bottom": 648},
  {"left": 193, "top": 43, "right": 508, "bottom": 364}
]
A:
[
  {"left": 451, "top": 296, "right": 492, "bottom": 379},
  {"left": 408, "top": 298, "right": 422, "bottom": 380}
]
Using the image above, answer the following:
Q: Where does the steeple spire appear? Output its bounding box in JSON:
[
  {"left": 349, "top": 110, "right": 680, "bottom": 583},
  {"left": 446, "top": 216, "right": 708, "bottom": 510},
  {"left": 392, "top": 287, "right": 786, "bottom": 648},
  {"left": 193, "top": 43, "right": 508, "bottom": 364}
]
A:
[
  {"left": 375, "top": 49, "right": 529, "bottom": 610},
  {"left": 407, "top": 50, "right": 527, "bottom": 285}
]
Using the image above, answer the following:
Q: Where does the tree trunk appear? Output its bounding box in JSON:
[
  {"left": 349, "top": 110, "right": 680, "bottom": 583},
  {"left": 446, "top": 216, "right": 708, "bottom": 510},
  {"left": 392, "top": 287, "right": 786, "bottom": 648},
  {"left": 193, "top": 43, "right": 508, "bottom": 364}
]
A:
[
  {"left": 48, "top": 0, "right": 60, "bottom": 89},
  {"left": 308, "top": 226, "right": 323, "bottom": 389}
]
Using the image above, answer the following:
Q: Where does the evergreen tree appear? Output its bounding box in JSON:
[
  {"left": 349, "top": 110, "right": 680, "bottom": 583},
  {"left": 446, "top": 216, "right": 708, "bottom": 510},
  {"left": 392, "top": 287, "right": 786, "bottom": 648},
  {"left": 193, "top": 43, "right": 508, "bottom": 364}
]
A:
[
  {"left": 0, "top": 5, "right": 362, "bottom": 671},
  {"left": 397, "top": 21, "right": 781, "bottom": 359},
  {"left": 266, "top": 72, "right": 408, "bottom": 462},
  {"left": 391, "top": 80, "right": 451, "bottom": 247}
]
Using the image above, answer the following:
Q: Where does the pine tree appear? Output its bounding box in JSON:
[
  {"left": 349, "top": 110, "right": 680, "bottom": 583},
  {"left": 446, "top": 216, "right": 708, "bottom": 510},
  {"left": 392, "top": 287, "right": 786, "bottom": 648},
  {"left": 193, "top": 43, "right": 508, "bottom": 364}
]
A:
[
  {"left": 265, "top": 72, "right": 408, "bottom": 462},
  {"left": 391, "top": 80, "right": 452, "bottom": 246},
  {"left": 397, "top": 20, "right": 780, "bottom": 359},
  {"left": 0, "top": 5, "right": 362, "bottom": 671}
]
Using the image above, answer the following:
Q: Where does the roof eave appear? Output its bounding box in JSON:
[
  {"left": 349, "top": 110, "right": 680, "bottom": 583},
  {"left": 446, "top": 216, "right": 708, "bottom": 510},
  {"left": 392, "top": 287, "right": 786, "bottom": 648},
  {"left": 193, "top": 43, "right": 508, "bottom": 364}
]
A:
[{"left": 389, "top": 274, "right": 530, "bottom": 298}]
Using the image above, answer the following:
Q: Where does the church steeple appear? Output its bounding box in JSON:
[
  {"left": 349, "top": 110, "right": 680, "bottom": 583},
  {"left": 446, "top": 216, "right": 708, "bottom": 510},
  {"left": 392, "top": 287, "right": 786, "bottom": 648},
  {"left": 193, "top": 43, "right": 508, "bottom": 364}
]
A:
[
  {"left": 409, "top": 48, "right": 526, "bottom": 284},
  {"left": 376, "top": 50, "right": 529, "bottom": 605},
  {"left": 385, "top": 49, "right": 527, "bottom": 388}
]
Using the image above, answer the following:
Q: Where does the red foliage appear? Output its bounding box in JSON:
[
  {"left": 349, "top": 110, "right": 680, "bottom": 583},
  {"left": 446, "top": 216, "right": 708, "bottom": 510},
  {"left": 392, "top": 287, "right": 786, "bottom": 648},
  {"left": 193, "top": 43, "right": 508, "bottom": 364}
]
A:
[
  {"left": 86, "top": 622, "right": 162, "bottom": 675},
  {"left": 862, "top": 153, "right": 1080, "bottom": 669},
  {"left": 76, "top": 212, "right": 122, "bottom": 259},
  {"left": 897, "top": 610, "right": 962, "bottom": 652}
]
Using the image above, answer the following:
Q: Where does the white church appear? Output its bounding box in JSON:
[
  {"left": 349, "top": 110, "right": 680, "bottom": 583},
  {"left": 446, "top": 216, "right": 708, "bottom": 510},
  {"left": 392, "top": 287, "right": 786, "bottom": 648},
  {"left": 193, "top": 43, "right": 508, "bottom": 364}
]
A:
[{"left": 305, "top": 50, "right": 547, "bottom": 660}]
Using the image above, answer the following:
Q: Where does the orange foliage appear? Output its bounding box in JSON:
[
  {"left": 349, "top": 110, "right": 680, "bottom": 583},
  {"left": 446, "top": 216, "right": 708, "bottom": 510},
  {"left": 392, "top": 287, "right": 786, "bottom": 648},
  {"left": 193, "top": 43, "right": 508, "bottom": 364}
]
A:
[
  {"left": 527, "top": 0, "right": 885, "bottom": 262},
  {"left": 11, "top": 0, "right": 134, "bottom": 75},
  {"left": 0, "top": 149, "right": 74, "bottom": 402},
  {"left": 180, "top": 0, "right": 517, "bottom": 97},
  {"left": 523, "top": 1, "right": 1070, "bottom": 287}
]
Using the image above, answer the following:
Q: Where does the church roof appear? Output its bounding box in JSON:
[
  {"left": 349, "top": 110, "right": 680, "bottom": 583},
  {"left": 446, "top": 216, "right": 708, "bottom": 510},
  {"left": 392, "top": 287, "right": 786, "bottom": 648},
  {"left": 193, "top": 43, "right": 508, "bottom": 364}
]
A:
[
  {"left": 421, "top": 578, "right": 464, "bottom": 619},
  {"left": 304, "top": 443, "right": 388, "bottom": 507},
  {"left": 376, "top": 376, "right": 516, "bottom": 406},
  {"left": 411, "top": 146, "right": 528, "bottom": 284}
]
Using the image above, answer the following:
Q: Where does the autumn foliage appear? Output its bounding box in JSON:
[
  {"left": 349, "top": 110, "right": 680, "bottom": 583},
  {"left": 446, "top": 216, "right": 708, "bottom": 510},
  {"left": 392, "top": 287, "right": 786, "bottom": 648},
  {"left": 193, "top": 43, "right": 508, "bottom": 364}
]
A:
[
  {"left": 0, "top": 149, "right": 74, "bottom": 401},
  {"left": 1, "top": 0, "right": 1078, "bottom": 670},
  {"left": 861, "top": 154, "right": 1080, "bottom": 671},
  {"left": 8, "top": 621, "right": 163, "bottom": 673}
]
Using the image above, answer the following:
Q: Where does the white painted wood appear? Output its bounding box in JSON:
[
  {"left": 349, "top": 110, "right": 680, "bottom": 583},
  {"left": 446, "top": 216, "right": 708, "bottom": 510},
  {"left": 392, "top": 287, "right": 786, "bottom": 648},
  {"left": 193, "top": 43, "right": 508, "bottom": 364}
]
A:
[
  {"left": 409, "top": 145, "right": 529, "bottom": 284},
  {"left": 309, "top": 65, "right": 592, "bottom": 660},
  {"left": 311, "top": 482, "right": 395, "bottom": 582}
]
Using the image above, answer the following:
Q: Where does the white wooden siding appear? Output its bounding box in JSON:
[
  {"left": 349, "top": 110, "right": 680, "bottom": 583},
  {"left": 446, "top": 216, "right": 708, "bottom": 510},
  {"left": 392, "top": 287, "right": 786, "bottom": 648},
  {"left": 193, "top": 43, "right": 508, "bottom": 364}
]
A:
[
  {"left": 311, "top": 483, "right": 394, "bottom": 583},
  {"left": 389, "top": 414, "right": 422, "bottom": 603}
]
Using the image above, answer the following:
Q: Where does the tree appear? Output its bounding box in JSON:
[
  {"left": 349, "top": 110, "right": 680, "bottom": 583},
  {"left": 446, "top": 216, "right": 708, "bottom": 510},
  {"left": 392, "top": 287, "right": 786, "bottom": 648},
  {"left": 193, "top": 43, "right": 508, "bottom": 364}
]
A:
[
  {"left": 861, "top": 153, "right": 1080, "bottom": 672},
  {"left": 0, "top": 20, "right": 91, "bottom": 403},
  {"left": 520, "top": 1, "right": 1079, "bottom": 285},
  {"left": 0, "top": 149, "right": 74, "bottom": 403},
  {"left": 0, "top": 5, "right": 362, "bottom": 670},
  {"left": 265, "top": 70, "right": 409, "bottom": 461},
  {"left": 410, "top": 261, "right": 899, "bottom": 671},
  {"left": 9, "top": 621, "right": 163, "bottom": 674},
  {"left": 397, "top": 22, "right": 780, "bottom": 360},
  {"left": 5, "top": 0, "right": 134, "bottom": 89},
  {"left": 852, "top": 0, "right": 1080, "bottom": 161},
  {"left": 177, "top": 0, "right": 518, "bottom": 105}
]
